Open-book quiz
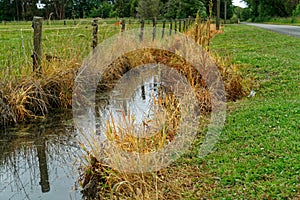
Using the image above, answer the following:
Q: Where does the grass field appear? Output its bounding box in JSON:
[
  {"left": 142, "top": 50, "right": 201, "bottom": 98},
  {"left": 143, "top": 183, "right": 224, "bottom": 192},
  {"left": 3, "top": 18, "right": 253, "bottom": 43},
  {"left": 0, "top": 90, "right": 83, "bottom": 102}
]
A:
[
  {"left": 0, "top": 19, "right": 139, "bottom": 78},
  {"left": 205, "top": 24, "right": 299, "bottom": 198}
]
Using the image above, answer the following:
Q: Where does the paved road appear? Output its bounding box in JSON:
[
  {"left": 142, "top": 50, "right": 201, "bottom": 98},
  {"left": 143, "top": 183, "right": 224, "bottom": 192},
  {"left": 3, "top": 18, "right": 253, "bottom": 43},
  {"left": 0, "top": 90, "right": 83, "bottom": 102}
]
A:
[{"left": 243, "top": 23, "right": 300, "bottom": 38}]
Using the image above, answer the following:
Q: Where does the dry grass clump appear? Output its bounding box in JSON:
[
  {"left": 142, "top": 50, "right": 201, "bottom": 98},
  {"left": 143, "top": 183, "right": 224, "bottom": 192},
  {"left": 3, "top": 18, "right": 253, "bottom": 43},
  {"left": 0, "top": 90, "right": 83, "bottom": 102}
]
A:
[
  {"left": 104, "top": 93, "right": 180, "bottom": 154},
  {"left": 213, "top": 55, "right": 251, "bottom": 101},
  {"left": 98, "top": 48, "right": 211, "bottom": 113},
  {"left": 79, "top": 15, "right": 250, "bottom": 197},
  {"left": 0, "top": 57, "right": 79, "bottom": 126},
  {"left": 79, "top": 153, "right": 217, "bottom": 200},
  {"left": 185, "top": 15, "right": 250, "bottom": 101}
]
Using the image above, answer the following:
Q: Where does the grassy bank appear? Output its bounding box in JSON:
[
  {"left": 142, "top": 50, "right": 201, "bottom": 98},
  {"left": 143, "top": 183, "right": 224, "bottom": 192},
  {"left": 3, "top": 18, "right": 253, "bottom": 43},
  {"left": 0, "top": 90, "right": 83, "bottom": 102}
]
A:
[
  {"left": 260, "top": 16, "right": 300, "bottom": 25},
  {"left": 77, "top": 25, "right": 298, "bottom": 199},
  {"left": 0, "top": 19, "right": 139, "bottom": 126},
  {"left": 206, "top": 24, "right": 300, "bottom": 198}
]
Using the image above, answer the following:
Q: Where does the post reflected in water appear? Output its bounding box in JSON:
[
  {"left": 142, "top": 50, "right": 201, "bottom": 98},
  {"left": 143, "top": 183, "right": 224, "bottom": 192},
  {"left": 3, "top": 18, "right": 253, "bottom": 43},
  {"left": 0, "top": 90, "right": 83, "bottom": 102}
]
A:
[
  {"left": 36, "top": 137, "right": 50, "bottom": 193},
  {"left": 141, "top": 85, "right": 146, "bottom": 100},
  {"left": 123, "top": 99, "right": 128, "bottom": 116}
]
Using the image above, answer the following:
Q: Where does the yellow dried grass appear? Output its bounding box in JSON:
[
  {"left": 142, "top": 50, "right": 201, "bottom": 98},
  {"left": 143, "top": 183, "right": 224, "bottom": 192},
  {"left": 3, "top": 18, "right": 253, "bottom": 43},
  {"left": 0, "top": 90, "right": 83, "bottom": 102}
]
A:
[{"left": 0, "top": 55, "right": 80, "bottom": 126}]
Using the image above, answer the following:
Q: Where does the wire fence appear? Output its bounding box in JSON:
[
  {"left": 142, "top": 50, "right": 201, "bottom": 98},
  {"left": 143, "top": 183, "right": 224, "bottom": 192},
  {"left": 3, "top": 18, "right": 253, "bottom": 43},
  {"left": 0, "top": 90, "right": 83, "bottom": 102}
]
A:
[{"left": 0, "top": 17, "right": 203, "bottom": 78}]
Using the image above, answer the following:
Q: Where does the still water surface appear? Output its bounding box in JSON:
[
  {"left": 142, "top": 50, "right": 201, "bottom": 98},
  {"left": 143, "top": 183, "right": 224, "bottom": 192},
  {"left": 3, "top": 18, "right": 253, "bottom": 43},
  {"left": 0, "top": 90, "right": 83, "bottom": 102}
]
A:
[
  {"left": 0, "top": 112, "right": 82, "bottom": 200},
  {"left": 0, "top": 66, "right": 182, "bottom": 199}
]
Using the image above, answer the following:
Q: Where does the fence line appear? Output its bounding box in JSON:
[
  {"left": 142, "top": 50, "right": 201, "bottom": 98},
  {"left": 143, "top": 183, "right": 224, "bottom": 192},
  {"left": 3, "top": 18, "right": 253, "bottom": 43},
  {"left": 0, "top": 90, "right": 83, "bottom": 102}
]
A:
[{"left": 1, "top": 17, "right": 210, "bottom": 75}]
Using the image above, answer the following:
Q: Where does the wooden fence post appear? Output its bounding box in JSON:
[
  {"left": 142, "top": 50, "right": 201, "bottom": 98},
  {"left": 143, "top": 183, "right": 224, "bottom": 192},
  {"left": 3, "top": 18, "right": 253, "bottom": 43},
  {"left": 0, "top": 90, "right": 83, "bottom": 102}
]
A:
[
  {"left": 121, "top": 19, "right": 125, "bottom": 32},
  {"left": 152, "top": 17, "right": 157, "bottom": 41},
  {"left": 224, "top": 0, "right": 227, "bottom": 24},
  {"left": 162, "top": 19, "right": 166, "bottom": 38},
  {"left": 216, "top": 0, "right": 220, "bottom": 30},
  {"left": 169, "top": 19, "right": 173, "bottom": 35},
  {"left": 179, "top": 20, "right": 182, "bottom": 32},
  {"left": 183, "top": 19, "right": 186, "bottom": 32},
  {"left": 140, "top": 19, "right": 144, "bottom": 41},
  {"left": 174, "top": 19, "right": 177, "bottom": 33},
  {"left": 32, "top": 16, "right": 43, "bottom": 77},
  {"left": 92, "top": 19, "right": 98, "bottom": 49}
]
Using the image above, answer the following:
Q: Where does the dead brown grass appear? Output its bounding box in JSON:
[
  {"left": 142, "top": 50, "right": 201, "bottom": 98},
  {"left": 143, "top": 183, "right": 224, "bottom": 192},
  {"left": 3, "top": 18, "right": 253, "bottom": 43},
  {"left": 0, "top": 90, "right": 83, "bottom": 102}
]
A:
[
  {"left": 98, "top": 48, "right": 211, "bottom": 113},
  {"left": 79, "top": 154, "right": 217, "bottom": 200},
  {"left": 79, "top": 10, "right": 251, "bottom": 199},
  {"left": 0, "top": 56, "right": 79, "bottom": 126}
]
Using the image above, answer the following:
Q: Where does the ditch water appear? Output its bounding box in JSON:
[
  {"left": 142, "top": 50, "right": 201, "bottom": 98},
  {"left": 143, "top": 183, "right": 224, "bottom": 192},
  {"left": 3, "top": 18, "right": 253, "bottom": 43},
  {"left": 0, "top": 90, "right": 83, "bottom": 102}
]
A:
[
  {"left": 0, "top": 64, "right": 196, "bottom": 199},
  {"left": 0, "top": 78, "right": 161, "bottom": 200},
  {"left": 0, "top": 112, "right": 82, "bottom": 200}
]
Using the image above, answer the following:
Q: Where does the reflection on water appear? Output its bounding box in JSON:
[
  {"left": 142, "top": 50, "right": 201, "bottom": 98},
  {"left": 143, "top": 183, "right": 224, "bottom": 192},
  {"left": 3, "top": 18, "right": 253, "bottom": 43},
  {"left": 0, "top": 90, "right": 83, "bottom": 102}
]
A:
[
  {"left": 0, "top": 64, "right": 198, "bottom": 199},
  {"left": 0, "top": 112, "right": 82, "bottom": 200},
  {"left": 96, "top": 74, "right": 163, "bottom": 137}
]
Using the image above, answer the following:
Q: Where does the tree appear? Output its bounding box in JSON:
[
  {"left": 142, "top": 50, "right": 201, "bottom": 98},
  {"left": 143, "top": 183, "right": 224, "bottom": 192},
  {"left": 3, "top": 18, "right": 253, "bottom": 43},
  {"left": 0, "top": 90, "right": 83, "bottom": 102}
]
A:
[
  {"left": 243, "top": 0, "right": 300, "bottom": 20},
  {"left": 293, "top": 2, "right": 300, "bottom": 16},
  {"left": 0, "top": 0, "right": 15, "bottom": 20},
  {"left": 136, "top": 0, "right": 161, "bottom": 19},
  {"left": 90, "top": 1, "right": 114, "bottom": 18},
  {"left": 164, "top": 0, "right": 207, "bottom": 19},
  {"left": 130, "top": 0, "right": 138, "bottom": 17},
  {"left": 115, "top": 0, "right": 131, "bottom": 18}
]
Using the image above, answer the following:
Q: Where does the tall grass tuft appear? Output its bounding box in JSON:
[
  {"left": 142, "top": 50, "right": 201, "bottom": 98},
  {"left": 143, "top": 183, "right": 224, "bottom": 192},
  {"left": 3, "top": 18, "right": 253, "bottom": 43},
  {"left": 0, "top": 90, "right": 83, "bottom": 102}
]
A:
[{"left": 0, "top": 54, "right": 80, "bottom": 126}]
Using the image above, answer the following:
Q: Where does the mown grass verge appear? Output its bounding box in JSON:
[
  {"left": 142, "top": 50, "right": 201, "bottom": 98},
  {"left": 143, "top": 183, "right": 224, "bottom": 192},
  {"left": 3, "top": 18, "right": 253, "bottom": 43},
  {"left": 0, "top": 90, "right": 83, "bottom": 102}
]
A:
[
  {"left": 262, "top": 16, "right": 300, "bottom": 26},
  {"left": 206, "top": 24, "right": 300, "bottom": 198}
]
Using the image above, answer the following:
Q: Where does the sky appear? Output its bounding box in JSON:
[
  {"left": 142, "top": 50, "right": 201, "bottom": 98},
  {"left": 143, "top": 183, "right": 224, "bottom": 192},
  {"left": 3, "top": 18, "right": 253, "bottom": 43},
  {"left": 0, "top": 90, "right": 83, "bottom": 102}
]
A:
[{"left": 232, "top": 0, "right": 248, "bottom": 8}]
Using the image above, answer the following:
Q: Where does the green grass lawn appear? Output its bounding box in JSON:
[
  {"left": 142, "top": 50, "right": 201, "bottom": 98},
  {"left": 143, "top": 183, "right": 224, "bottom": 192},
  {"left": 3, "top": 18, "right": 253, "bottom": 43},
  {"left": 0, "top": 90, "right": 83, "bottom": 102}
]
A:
[{"left": 204, "top": 24, "right": 299, "bottom": 198}]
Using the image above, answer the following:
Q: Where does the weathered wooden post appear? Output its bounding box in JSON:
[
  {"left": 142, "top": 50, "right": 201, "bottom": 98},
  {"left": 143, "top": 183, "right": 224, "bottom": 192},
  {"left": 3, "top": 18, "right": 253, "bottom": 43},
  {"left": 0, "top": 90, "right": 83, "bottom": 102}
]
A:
[
  {"left": 183, "top": 19, "right": 186, "bottom": 32},
  {"left": 162, "top": 19, "right": 166, "bottom": 38},
  {"left": 169, "top": 19, "right": 173, "bottom": 35},
  {"left": 174, "top": 19, "right": 177, "bottom": 33},
  {"left": 224, "top": 0, "right": 227, "bottom": 24},
  {"left": 140, "top": 19, "right": 144, "bottom": 41},
  {"left": 121, "top": 19, "right": 125, "bottom": 32},
  {"left": 32, "top": 16, "right": 43, "bottom": 77},
  {"left": 92, "top": 19, "right": 98, "bottom": 49},
  {"left": 152, "top": 17, "right": 157, "bottom": 41},
  {"left": 216, "top": 0, "right": 220, "bottom": 30},
  {"left": 179, "top": 19, "right": 182, "bottom": 32}
]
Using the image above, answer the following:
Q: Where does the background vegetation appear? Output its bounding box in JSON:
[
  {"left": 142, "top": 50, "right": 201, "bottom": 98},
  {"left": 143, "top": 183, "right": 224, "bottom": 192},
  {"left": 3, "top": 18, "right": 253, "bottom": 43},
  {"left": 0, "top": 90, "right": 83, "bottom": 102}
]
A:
[
  {"left": 240, "top": 0, "right": 300, "bottom": 21},
  {"left": 0, "top": 0, "right": 234, "bottom": 20}
]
